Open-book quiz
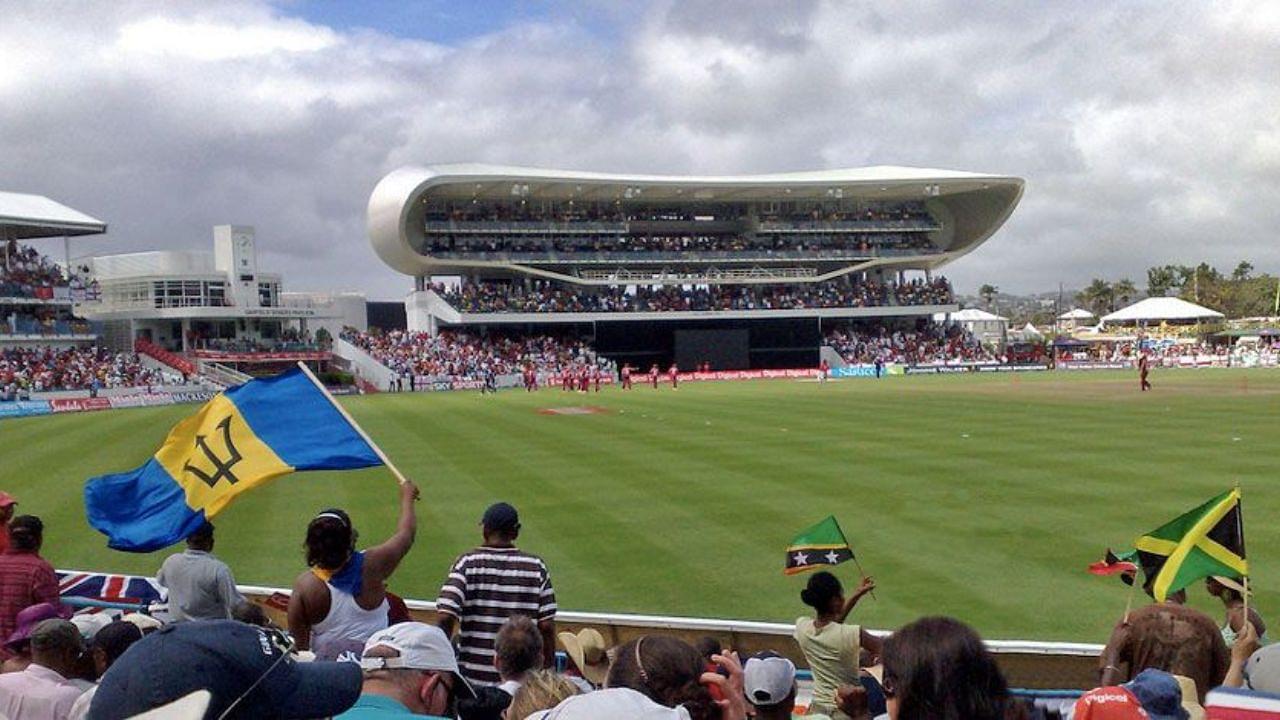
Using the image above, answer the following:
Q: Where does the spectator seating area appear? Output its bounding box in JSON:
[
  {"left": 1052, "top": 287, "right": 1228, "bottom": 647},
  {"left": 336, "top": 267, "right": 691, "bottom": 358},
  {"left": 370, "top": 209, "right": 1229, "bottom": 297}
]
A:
[
  {"left": 3, "top": 307, "right": 93, "bottom": 337},
  {"left": 436, "top": 277, "right": 954, "bottom": 314},
  {"left": 0, "top": 347, "right": 169, "bottom": 394},
  {"left": 0, "top": 241, "right": 67, "bottom": 299},
  {"left": 424, "top": 232, "right": 935, "bottom": 257},
  {"left": 341, "top": 328, "right": 611, "bottom": 381},
  {"left": 827, "top": 320, "right": 998, "bottom": 365}
]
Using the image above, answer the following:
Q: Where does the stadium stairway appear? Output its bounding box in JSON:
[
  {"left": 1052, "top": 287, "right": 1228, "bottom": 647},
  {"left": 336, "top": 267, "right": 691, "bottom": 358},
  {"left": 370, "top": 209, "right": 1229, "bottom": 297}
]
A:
[
  {"left": 332, "top": 336, "right": 397, "bottom": 391},
  {"left": 819, "top": 345, "right": 847, "bottom": 369},
  {"left": 134, "top": 338, "right": 197, "bottom": 376}
]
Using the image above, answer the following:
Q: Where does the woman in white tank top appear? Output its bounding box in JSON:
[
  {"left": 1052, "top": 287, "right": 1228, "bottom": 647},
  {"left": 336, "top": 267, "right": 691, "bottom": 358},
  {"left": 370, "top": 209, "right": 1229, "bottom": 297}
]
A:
[{"left": 287, "top": 482, "right": 419, "bottom": 659}]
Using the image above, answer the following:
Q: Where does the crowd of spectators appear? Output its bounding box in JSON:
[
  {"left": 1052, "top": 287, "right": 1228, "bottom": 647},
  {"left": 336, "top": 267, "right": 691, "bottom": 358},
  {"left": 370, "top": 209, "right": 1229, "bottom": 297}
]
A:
[
  {"left": 0, "top": 488, "right": 1275, "bottom": 720},
  {"left": 3, "top": 307, "right": 93, "bottom": 337},
  {"left": 424, "top": 232, "right": 934, "bottom": 257},
  {"left": 827, "top": 320, "right": 998, "bottom": 365},
  {"left": 426, "top": 200, "right": 933, "bottom": 227},
  {"left": 341, "top": 328, "right": 611, "bottom": 382},
  {"left": 0, "top": 242, "right": 67, "bottom": 299},
  {"left": 437, "top": 278, "right": 953, "bottom": 314},
  {"left": 0, "top": 347, "right": 168, "bottom": 395}
]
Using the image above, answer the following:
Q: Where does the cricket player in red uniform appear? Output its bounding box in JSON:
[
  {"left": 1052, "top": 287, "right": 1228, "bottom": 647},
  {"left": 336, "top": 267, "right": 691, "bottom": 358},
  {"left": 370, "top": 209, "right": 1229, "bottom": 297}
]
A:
[
  {"left": 1139, "top": 353, "right": 1152, "bottom": 391},
  {"left": 819, "top": 358, "right": 830, "bottom": 383},
  {"left": 593, "top": 367, "right": 602, "bottom": 392},
  {"left": 579, "top": 367, "right": 590, "bottom": 393},
  {"left": 621, "top": 363, "right": 633, "bottom": 389},
  {"left": 668, "top": 363, "right": 679, "bottom": 389},
  {"left": 649, "top": 364, "right": 659, "bottom": 388}
]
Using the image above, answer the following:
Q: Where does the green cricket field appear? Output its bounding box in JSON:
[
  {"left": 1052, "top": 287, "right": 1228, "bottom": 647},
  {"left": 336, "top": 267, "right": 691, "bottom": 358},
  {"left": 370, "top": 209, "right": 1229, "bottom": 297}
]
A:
[{"left": 3, "top": 369, "right": 1275, "bottom": 643}]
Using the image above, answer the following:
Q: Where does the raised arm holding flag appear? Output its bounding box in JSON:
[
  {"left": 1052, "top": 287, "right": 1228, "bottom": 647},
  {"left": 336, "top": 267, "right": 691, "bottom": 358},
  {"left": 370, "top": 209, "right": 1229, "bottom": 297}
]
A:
[{"left": 84, "top": 364, "right": 404, "bottom": 552}]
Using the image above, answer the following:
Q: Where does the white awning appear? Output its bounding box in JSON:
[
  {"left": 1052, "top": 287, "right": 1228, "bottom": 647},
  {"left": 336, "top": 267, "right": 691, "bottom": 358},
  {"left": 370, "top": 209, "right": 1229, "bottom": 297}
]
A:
[
  {"left": 1101, "top": 297, "right": 1224, "bottom": 323},
  {"left": 0, "top": 191, "right": 107, "bottom": 239},
  {"left": 1058, "top": 308, "right": 1095, "bottom": 320}
]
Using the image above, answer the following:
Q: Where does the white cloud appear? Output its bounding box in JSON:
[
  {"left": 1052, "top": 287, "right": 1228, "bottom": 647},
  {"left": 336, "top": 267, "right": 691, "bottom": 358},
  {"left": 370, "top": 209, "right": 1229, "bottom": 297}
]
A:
[{"left": 1, "top": 0, "right": 1277, "bottom": 299}]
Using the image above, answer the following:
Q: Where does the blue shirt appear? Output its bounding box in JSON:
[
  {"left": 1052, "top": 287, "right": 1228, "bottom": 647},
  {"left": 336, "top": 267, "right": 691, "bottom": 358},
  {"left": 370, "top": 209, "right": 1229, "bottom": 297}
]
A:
[{"left": 335, "top": 693, "right": 449, "bottom": 719}]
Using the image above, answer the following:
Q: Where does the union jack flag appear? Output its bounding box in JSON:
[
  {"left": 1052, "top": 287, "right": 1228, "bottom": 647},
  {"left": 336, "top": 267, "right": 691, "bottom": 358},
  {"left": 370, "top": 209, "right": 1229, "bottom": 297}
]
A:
[{"left": 57, "top": 569, "right": 166, "bottom": 610}]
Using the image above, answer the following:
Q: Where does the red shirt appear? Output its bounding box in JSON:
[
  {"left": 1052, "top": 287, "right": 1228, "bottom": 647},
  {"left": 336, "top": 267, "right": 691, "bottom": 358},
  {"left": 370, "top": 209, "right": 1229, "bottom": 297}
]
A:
[{"left": 0, "top": 550, "right": 59, "bottom": 648}]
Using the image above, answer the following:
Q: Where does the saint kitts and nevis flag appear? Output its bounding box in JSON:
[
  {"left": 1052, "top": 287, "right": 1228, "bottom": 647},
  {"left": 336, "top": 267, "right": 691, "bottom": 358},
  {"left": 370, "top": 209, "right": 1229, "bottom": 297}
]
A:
[
  {"left": 1133, "top": 488, "right": 1248, "bottom": 602},
  {"left": 784, "top": 515, "right": 856, "bottom": 575},
  {"left": 84, "top": 367, "right": 382, "bottom": 552}
]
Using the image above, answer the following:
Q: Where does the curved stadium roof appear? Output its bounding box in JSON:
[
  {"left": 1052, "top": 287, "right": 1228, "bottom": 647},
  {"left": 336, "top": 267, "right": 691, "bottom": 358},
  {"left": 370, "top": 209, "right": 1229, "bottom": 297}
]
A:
[{"left": 367, "top": 164, "right": 1024, "bottom": 278}]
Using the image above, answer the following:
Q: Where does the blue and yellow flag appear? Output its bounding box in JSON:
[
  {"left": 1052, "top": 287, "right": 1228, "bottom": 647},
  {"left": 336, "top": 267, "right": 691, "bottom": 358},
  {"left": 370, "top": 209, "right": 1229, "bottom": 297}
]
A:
[{"left": 85, "top": 368, "right": 382, "bottom": 552}]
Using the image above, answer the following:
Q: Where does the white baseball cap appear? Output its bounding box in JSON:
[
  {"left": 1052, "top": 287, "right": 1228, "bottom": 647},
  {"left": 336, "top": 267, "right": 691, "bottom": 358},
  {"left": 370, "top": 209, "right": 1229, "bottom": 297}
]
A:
[
  {"left": 359, "top": 622, "right": 476, "bottom": 698},
  {"left": 743, "top": 652, "right": 797, "bottom": 706},
  {"left": 70, "top": 613, "right": 113, "bottom": 641},
  {"left": 526, "top": 687, "right": 691, "bottom": 719}
]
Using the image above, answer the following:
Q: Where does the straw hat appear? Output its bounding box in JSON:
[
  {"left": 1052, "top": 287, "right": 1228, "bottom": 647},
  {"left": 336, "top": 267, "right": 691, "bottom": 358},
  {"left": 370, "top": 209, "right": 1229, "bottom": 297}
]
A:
[
  {"left": 557, "top": 628, "right": 610, "bottom": 686},
  {"left": 1212, "top": 576, "right": 1253, "bottom": 596}
]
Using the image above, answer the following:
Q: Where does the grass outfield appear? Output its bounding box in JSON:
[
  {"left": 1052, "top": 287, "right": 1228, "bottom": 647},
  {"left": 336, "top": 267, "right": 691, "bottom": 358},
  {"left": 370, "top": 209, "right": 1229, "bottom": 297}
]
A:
[{"left": 2, "top": 369, "right": 1277, "bottom": 643}]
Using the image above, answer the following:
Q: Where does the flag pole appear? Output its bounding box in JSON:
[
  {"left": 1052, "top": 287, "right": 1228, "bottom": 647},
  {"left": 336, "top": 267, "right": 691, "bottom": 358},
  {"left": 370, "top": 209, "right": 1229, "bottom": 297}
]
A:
[
  {"left": 852, "top": 555, "right": 877, "bottom": 601},
  {"left": 1123, "top": 574, "right": 1138, "bottom": 623},
  {"left": 296, "top": 361, "right": 409, "bottom": 486}
]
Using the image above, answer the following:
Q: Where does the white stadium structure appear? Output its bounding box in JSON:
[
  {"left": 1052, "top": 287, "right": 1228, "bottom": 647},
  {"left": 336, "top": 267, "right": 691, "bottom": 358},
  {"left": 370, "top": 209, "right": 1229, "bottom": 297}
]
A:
[{"left": 367, "top": 164, "right": 1023, "bottom": 369}]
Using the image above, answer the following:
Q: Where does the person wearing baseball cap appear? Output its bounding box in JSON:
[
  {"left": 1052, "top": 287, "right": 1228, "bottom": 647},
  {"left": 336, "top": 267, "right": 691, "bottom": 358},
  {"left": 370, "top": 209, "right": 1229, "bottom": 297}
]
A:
[
  {"left": 337, "top": 621, "right": 476, "bottom": 719},
  {"left": 743, "top": 651, "right": 831, "bottom": 720},
  {"left": 0, "top": 492, "right": 17, "bottom": 554},
  {"left": 89, "top": 619, "right": 362, "bottom": 719},
  {"left": 436, "top": 502, "right": 557, "bottom": 687}
]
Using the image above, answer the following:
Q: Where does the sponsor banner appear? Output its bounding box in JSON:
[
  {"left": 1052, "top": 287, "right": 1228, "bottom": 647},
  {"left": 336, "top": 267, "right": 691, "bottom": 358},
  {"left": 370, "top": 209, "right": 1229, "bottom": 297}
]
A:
[
  {"left": 1058, "top": 361, "right": 1132, "bottom": 370},
  {"left": 831, "top": 365, "right": 906, "bottom": 378},
  {"left": 0, "top": 400, "right": 52, "bottom": 418},
  {"left": 976, "top": 364, "right": 1051, "bottom": 373},
  {"left": 109, "top": 393, "right": 179, "bottom": 409},
  {"left": 191, "top": 350, "right": 330, "bottom": 362},
  {"left": 49, "top": 397, "right": 113, "bottom": 413},
  {"left": 168, "top": 390, "right": 217, "bottom": 404}
]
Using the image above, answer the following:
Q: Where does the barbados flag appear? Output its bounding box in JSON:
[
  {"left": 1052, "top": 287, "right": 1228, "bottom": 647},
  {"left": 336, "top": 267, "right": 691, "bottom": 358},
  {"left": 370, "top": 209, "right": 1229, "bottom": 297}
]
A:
[{"left": 85, "top": 368, "right": 381, "bottom": 552}]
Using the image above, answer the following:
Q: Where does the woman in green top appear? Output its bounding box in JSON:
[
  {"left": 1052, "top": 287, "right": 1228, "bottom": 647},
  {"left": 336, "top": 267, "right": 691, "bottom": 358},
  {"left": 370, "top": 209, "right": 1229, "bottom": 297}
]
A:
[
  {"left": 1206, "top": 575, "right": 1268, "bottom": 646},
  {"left": 792, "top": 571, "right": 879, "bottom": 720}
]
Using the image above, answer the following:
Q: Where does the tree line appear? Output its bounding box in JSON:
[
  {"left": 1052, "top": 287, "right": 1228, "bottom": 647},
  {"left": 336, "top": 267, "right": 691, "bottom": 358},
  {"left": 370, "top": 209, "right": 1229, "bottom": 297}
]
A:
[{"left": 1075, "top": 261, "right": 1280, "bottom": 318}]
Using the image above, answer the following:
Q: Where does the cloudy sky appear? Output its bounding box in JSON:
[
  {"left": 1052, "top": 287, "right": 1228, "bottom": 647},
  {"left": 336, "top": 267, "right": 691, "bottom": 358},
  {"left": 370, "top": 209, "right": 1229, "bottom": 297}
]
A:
[{"left": 2, "top": 0, "right": 1277, "bottom": 299}]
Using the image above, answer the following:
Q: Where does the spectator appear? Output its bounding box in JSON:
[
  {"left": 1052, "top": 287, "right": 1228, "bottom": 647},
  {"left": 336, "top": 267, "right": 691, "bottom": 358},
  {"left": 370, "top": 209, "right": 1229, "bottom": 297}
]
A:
[
  {"left": 793, "top": 571, "right": 880, "bottom": 719},
  {"left": 1205, "top": 576, "right": 1268, "bottom": 646},
  {"left": 0, "top": 492, "right": 16, "bottom": 554},
  {"left": 506, "top": 670, "right": 581, "bottom": 719},
  {"left": 231, "top": 602, "right": 273, "bottom": 628},
  {"left": 437, "top": 502, "right": 556, "bottom": 687},
  {"left": 0, "top": 619, "right": 86, "bottom": 720},
  {"left": 336, "top": 622, "right": 476, "bottom": 719},
  {"left": 288, "top": 480, "right": 419, "bottom": 661},
  {"left": 1205, "top": 637, "right": 1280, "bottom": 717},
  {"left": 90, "top": 619, "right": 362, "bottom": 719},
  {"left": 66, "top": 621, "right": 146, "bottom": 720},
  {"left": 156, "top": 521, "right": 246, "bottom": 622},
  {"left": 1098, "top": 603, "right": 1231, "bottom": 704},
  {"left": 1074, "top": 668, "right": 1191, "bottom": 720},
  {"left": 0, "top": 516, "right": 59, "bottom": 654},
  {"left": 3, "top": 603, "right": 66, "bottom": 674},
  {"left": 457, "top": 687, "right": 511, "bottom": 720},
  {"left": 494, "top": 615, "right": 543, "bottom": 696},
  {"left": 590, "top": 635, "right": 745, "bottom": 720},
  {"left": 742, "top": 651, "right": 824, "bottom": 720},
  {"left": 557, "top": 628, "right": 609, "bottom": 692},
  {"left": 879, "top": 616, "right": 1012, "bottom": 720}
]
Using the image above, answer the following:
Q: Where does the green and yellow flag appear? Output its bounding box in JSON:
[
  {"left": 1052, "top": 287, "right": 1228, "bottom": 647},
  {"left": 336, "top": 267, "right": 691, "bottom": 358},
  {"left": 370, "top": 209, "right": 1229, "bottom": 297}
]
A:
[
  {"left": 1135, "top": 488, "right": 1247, "bottom": 602},
  {"left": 785, "top": 515, "right": 855, "bottom": 575}
]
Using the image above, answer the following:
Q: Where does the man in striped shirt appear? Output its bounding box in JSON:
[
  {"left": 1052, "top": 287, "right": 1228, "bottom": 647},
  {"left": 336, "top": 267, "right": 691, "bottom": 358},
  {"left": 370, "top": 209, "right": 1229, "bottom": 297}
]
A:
[{"left": 436, "top": 502, "right": 557, "bottom": 686}]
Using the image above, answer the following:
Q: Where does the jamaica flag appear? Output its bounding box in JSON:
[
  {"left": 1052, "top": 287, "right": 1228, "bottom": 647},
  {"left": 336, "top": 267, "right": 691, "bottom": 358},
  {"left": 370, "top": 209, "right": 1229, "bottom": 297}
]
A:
[
  {"left": 1134, "top": 488, "right": 1247, "bottom": 602},
  {"left": 785, "top": 515, "right": 855, "bottom": 575}
]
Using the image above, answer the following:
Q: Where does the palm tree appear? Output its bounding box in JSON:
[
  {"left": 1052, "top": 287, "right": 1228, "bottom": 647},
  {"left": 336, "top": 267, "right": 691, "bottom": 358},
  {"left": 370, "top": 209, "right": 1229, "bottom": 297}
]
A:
[
  {"left": 1113, "top": 278, "right": 1138, "bottom": 308},
  {"left": 1079, "top": 278, "right": 1114, "bottom": 315},
  {"left": 979, "top": 284, "right": 999, "bottom": 310}
]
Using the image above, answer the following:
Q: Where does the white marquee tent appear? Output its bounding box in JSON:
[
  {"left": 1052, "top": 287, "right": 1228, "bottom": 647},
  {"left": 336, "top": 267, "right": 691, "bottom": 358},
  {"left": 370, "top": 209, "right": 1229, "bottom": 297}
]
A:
[
  {"left": 1100, "top": 297, "right": 1225, "bottom": 324},
  {"left": 1058, "top": 308, "right": 1095, "bottom": 320}
]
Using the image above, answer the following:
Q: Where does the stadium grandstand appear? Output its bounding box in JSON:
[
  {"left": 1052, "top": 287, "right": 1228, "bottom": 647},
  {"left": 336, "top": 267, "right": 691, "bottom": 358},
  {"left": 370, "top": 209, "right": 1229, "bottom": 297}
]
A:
[
  {"left": 73, "top": 225, "right": 367, "bottom": 383},
  {"left": 365, "top": 164, "right": 1023, "bottom": 373},
  {"left": 0, "top": 192, "right": 181, "bottom": 400}
]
